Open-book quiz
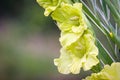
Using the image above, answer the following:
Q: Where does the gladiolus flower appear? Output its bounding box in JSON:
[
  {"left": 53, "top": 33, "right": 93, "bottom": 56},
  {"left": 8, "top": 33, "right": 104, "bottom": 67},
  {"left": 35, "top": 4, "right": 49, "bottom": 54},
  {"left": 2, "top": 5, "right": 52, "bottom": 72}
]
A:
[{"left": 83, "top": 62, "right": 120, "bottom": 80}]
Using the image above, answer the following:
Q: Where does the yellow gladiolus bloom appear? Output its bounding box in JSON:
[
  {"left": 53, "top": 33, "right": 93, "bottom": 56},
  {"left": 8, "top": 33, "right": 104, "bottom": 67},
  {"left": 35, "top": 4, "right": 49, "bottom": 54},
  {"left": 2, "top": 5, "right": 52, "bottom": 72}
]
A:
[
  {"left": 52, "top": 3, "right": 87, "bottom": 33},
  {"left": 83, "top": 62, "right": 120, "bottom": 80},
  {"left": 54, "top": 30, "right": 99, "bottom": 74}
]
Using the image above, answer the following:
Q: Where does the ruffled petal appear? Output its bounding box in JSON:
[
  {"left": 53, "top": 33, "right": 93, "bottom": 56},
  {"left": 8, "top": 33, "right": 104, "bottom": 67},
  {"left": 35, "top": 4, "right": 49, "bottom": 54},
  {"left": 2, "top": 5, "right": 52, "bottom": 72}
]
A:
[
  {"left": 54, "top": 48, "right": 83, "bottom": 74},
  {"left": 59, "top": 32, "right": 82, "bottom": 48},
  {"left": 54, "top": 48, "right": 72, "bottom": 74},
  {"left": 37, "top": 0, "right": 72, "bottom": 16},
  {"left": 37, "top": 0, "right": 61, "bottom": 16}
]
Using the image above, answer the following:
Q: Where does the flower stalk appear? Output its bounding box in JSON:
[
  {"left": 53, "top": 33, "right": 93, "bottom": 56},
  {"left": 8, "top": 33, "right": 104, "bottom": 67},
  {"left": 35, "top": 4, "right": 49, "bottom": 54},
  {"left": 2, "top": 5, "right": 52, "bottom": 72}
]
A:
[{"left": 37, "top": 0, "right": 120, "bottom": 79}]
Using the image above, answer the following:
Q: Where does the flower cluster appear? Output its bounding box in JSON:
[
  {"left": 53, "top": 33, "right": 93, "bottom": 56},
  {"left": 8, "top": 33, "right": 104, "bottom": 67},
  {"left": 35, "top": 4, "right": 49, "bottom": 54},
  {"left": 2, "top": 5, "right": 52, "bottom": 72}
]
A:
[{"left": 37, "top": 0, "right": 99, "bottom": 74}]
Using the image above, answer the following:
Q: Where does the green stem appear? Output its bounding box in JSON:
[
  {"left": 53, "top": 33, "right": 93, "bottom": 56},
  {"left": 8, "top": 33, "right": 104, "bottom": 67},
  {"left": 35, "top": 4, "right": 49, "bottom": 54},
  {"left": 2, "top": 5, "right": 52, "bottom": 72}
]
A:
[{"left": 104, "top": 0, "right": 120, "bottom": 27}]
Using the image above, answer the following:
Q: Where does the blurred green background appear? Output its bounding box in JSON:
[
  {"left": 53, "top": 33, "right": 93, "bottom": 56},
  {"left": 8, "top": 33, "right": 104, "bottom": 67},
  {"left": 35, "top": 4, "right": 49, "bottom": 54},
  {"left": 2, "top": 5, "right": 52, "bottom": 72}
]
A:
[{"left": 0, "top": 0, "right": 90, "bottom": 80}]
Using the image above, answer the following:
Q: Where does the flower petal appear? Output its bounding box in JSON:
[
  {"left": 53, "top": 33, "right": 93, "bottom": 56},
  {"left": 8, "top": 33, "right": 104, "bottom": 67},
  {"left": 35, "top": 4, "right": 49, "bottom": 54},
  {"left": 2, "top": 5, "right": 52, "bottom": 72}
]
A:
[
  {"left": 59, "top": 32, "right": 82, "bottom": 48},
  {"left": 54, "top": 48, "right": 72, "bottom": 74},
  {"left": 37, "top": 0, "right": 61, "bottom": 16},
  {"left": 37, "top": 0, "right": 72, "bottom": 16}
]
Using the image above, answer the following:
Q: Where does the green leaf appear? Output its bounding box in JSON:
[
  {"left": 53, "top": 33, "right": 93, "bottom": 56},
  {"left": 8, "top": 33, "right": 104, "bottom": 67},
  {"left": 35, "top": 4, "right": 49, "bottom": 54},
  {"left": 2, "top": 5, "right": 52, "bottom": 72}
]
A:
[
  {"left": 97, "top": 40, "right": 114, "bottom": 65},
  {"left": 80, "top": 0, "right": 109, "bottom": 35}
]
